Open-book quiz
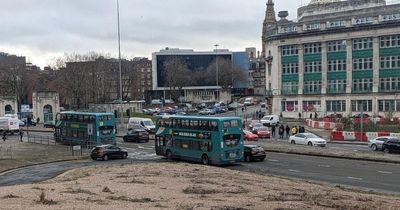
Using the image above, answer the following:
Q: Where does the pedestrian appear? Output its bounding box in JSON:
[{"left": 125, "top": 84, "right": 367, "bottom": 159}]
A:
[
  {"left": 19, "top": 130, "right": 24, "bottom": 142},
  {"left": 291, "top": 126, "right": 297, "bottom": 135},
  {"left": 271, "top": 124, "right": 276, "bottom": 137},
  {"left": 2, "top": 132, "right": 6, "bottom": 141},
  {"left": 37, "top": 117, "right": 40, "bottom": 124},
  {"left": 314, "top": 112, "right": 318, "bottom": 119},
  {"left": 301, "top": 126, "right": 305, "bottom": 133},
  {"left": 279, "top": 125, "right": 284, "bottom": 139},
  {"left": 298, "top": 112, "right": 301, "bottom": 119},
  {"left": 285, "top": 125, "right": 290, "bottom": 138},
  {"left": 310, "top": 113, "right": 312, "bottom": 119}
]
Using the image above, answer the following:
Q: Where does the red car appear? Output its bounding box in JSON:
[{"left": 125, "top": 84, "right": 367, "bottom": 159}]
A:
[
  {"left": 244, "top": 130, "right": 258, "bottom": 141},
  {"left": 255, "top": 127, "right": 271, "bottom": 138}
]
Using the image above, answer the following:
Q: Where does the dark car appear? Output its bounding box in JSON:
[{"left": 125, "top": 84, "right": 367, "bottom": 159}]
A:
[
  {"left": 123, "top": 126, "right": 149, "bottom": 143},
  {"left": 352, "top": 113, "right": 370, "bottom": 118},
  {"left": 382, "top": 138, "right": 400, "bottom": 154},
  {"left": 243, "top": 145, "right": 266, "bottom": 162},
  {"left": 91, "top": 145, "right": 128, "bottom": 161}
]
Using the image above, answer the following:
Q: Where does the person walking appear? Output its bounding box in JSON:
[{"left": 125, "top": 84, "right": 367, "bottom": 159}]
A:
[
  {"left": 285, "top": 125, "right": 290, "bottom": 138},
  {"left": 279, "top": 125, "right": 284, "bottom": 139},
  {"left": 291, "top": 126, "right": 297, "bottom": 135},
  {"left": 298, "top": 112, "right": 301, "bottom": 119},
  {"left": 19, "top": 129, "right": 24, "bottom": 142},
  {"left": 271, "top": 125, "right": 276, "bottom": 137},
  {"left": 2, "top": 132, "right": 6, "bottom": 141}
]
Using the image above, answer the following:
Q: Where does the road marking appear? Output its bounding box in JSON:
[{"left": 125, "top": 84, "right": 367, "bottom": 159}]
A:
[
  {"left": 138, "top": 146, "right": 145, "bottom": 149},
  {"left": 353, "top": 150, "right": 358, "bottom": 152},
  {"left": 378, "top": 171, "right": 393, "bottom": 174},
  {"left": 347, "top": 176, "right": 363, "bottom": 181},
  {"left": 268, "top": 159, "right": 279, "bottom": 162},
  {"left": 317, "top": 164, "right": 331, "bottom": 168},
  {"left": 288, "top": 169, "right": 300, "bottom": 173}
]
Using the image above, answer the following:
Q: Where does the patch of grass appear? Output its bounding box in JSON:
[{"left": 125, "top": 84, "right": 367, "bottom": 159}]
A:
[
  {"left": 61, "top": 188, "right": 97, "bottom": 195},
  {"left": 102, "top": 186, "right": 112, "bottom": 193},
  {"left": 1, "top": 194, "right": 20, "bottom": 199},
  {"left": 107, "top": 196, "right": 153, "bottom": 203},
  {"left": 182, "top": 185, "right": 220, "bottom": 195},
  {"left": 36, "top": 190, "right": 58, "bottom": 205}
]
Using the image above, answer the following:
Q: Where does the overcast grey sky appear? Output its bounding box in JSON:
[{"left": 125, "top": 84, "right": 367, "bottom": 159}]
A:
[{"left": 0, "top": 0, "right": 310, "bottom": 68}]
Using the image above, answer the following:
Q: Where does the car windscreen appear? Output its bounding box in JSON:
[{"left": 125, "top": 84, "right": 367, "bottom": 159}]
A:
[
  {"left": 305, "top": 133, "right": 318, "bottom": 138},
  {"left": 223, "top": 134, "right": 241, "bottom": 147},
  {"left": 143, "top": 120, "right": 154, "bottom": 126}
]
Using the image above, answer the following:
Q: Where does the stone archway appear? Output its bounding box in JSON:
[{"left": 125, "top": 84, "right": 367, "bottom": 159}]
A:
[
  {"left": 5, "top": 105, "right": 13, "bottom": 115},
  {"left": 43, "top": 104, "right": 53, "bottom": 122}
]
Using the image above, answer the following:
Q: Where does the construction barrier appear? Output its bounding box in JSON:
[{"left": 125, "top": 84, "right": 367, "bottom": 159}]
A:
[
  {"left": 331, "top": 130, "right": 400, "bottom": 141},
  {"left": 305, "top": 119, "right": 341, "bottom": 130}
]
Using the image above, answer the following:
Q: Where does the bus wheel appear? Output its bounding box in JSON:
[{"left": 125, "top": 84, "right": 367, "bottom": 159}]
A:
[
  {"left": 201, "top": 154, "right": 209, "bottom": 165},
  {"left": 166, "top": 150, "right": 173, "bottom": 160}
]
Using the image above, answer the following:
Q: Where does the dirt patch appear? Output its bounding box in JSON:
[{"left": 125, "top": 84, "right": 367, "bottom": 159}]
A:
[{"left": 0, "top": 163, "right": 400, "bottom": 209}]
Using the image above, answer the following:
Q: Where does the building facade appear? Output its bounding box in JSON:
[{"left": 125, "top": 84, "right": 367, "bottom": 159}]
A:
[
  {"left": 262, "top": 0, "right": 400, "bottom": 118},
  {"left": 151, "top": 48, "right": 249, "bottom": 104}
]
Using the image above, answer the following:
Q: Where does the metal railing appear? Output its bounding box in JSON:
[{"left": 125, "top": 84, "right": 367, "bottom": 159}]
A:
[
  {"left": 26, "top": 134, "right": 56, "bottom": 146},
  {"left": 0, "top": 145, "right": 13, "bottom": 159}
]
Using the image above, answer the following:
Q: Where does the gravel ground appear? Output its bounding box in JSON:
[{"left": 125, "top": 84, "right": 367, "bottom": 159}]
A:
[{"left": 0, "top": 163, "right": 399, "bottom": 210}]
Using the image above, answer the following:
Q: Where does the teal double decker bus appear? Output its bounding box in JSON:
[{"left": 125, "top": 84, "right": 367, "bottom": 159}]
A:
[
  {"left": 55, "top": 112, "right": 116, "bottom": 146},
  {"left": 155, "top": 115, "right": 244, "bottom": 165}
]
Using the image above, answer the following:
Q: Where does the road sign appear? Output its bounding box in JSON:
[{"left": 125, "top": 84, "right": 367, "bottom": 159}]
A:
[{"left": 73, "top": 145, "right": 81, "bottom": 151}]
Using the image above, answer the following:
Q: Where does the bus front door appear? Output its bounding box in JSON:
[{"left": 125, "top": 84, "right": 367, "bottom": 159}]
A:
[{"left": 155, "top": 136, "right": 165, "bottom": 155}]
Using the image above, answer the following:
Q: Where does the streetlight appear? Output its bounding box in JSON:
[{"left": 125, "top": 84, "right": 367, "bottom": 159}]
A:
[
  {"left": 116, "top": 0, "right": 123, "bottom": 123},
  {"left": 214, "top": 44, "right": 219, "bottom": 102}
]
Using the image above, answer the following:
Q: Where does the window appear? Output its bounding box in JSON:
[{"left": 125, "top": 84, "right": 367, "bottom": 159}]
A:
[
  {"left": 282, "top": 63, "right": 299, "bottom": 74},
  {"left": 378, "top": 100, "right": 400, "bottom": 112},
  {"left": 327, "top": 20, "right": 346, "bottom": 28},
  {"left": 381, "top": 14, "right": 400, "bottom": 22},
  {"left": 305, "top": 23, "right": 321, "bottom": 31},
  {"left": 326, "top": 100, "right": 346, "bottom": 112},
  {"left": 380, "top": 77, "right": 400, "bottom": 92},
  {"left": 223, "top": 120, "right": 239, "bottom": 128},
  {"left": 380, "top": 35, "right": 400, "bottom": 48},
  {"left": 281, "top": 45, "right": 299, "bottom": 56},
  {"left": 353, "top": 17, "right": 373, "bottom": 25},
  {"left": 302, "top": 101, "right": 321, "bottom": 112},
  {"left": 327, "top": 80, "right": 346, "bottom": 93},
  {"left": 352, "top": 78, "right": 373, "bottom": 92},
  {"left": 328, "top": 60, "right": 346, "bottom": 72},
  {"left": 328, "top": 40, "right": 347, "bottom": 52},
  {"left": 353, "top": 58, "right": 373, "bottom": 70},
  {"left": 304, "top": 61, "right": 322, "bottom": 73},
  {"left": 282, "top": 82, "right": 298, "bottom": 95},
  {"left": 351, "top": 100, "right": 372, "bottom": 112},
  {"left": 281, "top": 101, "right": 298, "bottom": 112},
  {"left": 380, "top": 56, "right": 400, "bottom": 69},
  {"left": 304, "top": 43, "right": 321, "bottom": 54},
  {"left": 353, "top": 38, "right": 373, "bottom": 50},
  {"left": 304, "top": 81, "right": 322, "bottom": 94}
]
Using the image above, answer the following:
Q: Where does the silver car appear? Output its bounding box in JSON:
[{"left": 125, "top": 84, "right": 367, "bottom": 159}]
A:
[
  {"left": 289, "top": 133, "right": 327, "bottom": 147},
  {"left": 369, "top": 136, "right": 399, "bottom": 151}
]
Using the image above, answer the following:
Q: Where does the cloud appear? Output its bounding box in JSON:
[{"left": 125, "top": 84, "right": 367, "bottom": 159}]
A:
[{"left": 0, "top": 0, "right": 307, "bottom": 68}]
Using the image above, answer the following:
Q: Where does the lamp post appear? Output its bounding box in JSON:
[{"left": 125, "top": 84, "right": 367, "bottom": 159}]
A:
[
  {"left": 214, "top": 44, "right": 219, "bottom": 102},
  {"left": 116, "top": 0, "right": 123, "bottom": 123}
]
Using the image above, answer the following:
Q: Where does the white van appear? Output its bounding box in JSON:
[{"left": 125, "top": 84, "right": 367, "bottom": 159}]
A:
[
  {"left": 244, "top": 97, "right": 253, "bottom": 106},
  {"left": 260, "top": 115, "right": 280, "bottom": 126},
  {"left": 127, "top": 117, "right": 155, "bottom": 133},
  {"left": 0, "top": 117, "right": 20, "bottom": 134}
]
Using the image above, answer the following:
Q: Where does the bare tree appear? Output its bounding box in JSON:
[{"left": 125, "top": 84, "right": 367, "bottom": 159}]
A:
[
  {"left": 204, "top": 58, "right": 246, "bottom": 89},
  {"left": 162, "top": 56, "right": 191, "bottom": 101}
]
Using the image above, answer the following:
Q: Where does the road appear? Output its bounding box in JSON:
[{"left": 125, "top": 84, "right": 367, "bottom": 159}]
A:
[{"left": 229, "top": 152, "right": 400, "bottom": 195}]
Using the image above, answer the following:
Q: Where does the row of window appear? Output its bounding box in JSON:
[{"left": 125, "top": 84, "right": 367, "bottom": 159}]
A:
[
  {"left": 304, "top": 43, "right": 322, "bottom": 54},
  {"left": 281, "top": 100, "right": 374, "bottom": 112},
  {"left": 380, "top": 77, "right": 400, "bottom": 92},
  {"left": 303, "top": 81, "right": 322, "bottom": 94},
  {"left": 378, "top": 100, "right": 400, "bottom": 112},
  {"left": 327, "top": 80, "right": 346, "bottom": 93},
  {"left": 328, "top": 40, "right": 347, "bottom": 52},
  {"left": 326, "top": 100, "right": 346, "bottom": 112},
  {"left": 282, "top": 63, "right": 299, "bottom": 74},
  {"left": 281, "top": 82, "right": 298, "bottom": 95},
  {"left": 281, "top": 45, "right": 298, "bottom": 56},
  {"left": 353, "top": 58, "right": 373, "bottom": 71},
  {"left": 328, "top": 60, "right": 346, "bottom": 72},
  {"left": 156, "top": 119, "right": 240, "bottom": 130},
  {"left": 352, "top": 79, "right": 373, "bottom": 92},
  {"left": 353, "top": 38, "right": 373, "bottom": 50},
  {"left": 60, "top": 114, "right": 113, "bottom": 123},
  {"left": 380, "top": 56, "right": 400, "bottom": 69},
  {"left": 380, "top": 35, "right": 400, "bottom": 48},
  {"left": 304, "top": 61, "right": 322, "bottom": 73},
  {"left": 302, "top": 101, "right": 321, "bottom": 112},
  {"left": 351, "top": 100, "right": 372, "bottom": 112}
]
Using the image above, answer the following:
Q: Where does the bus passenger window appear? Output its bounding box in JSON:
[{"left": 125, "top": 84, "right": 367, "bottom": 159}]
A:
[{"left": 211, "top": 121, "right": 218, "bottom": 131}]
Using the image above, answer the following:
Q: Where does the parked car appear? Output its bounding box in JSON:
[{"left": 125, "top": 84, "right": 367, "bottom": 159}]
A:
[
  {"left": 123, "top": 126, "right": 149, "bottom": 143},
  {"left": 244, "top": 97, "right": 253, "bottom": 106},
  {"left": 17, "top": 119, "right": 25, "bottom": 126},
  {"left": 289, "top": 133, "right": 327, "bottom": 147},
  {"left": 243, "top": 145, "right": 266, "bottom": 162},
  {"left": 199, "top": 109, "right": 215, "bottom": 115},
  {"left": 371, "top": 115, "right": 384, "bottom": 123},
  {"left": 260, "top": 115, "right": 280, "bottom": 126},
  {"left": 43, "top": 120, "right": 55, "bottom": 128},
  {"left": 255, "top": 126, "right": 271, "bottom": 138},
  {"left": 369, "top": 136, "right": 398, "bottom": 151},
  {"left": 251, "top": 123, "right": 264, "bottom": 133},
  {"left": 90, "top": 145, "right": 128, "bottom": 161},
  {"left": 243, "top": 130, "right": 258, "bottom": 141},
  {"left": 324, "top": 113, "right": 343, "bottom": 119},
  {"left": 352, "top": 113, "right": 370, "bottom": 118},
  {"left": 260, "top": 102, "right": 266, "bottom": 108},
  {"left": 382, "top": 138, "right": 400, "bottom": 154}
]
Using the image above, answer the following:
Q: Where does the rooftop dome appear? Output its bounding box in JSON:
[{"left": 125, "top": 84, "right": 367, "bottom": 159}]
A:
[{"left": 309, "top": 0, "right": 340, "bottom": 4}]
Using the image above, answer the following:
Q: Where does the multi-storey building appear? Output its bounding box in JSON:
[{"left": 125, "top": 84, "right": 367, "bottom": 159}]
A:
[{"left": 262, "top": 0, "right": 400, "bottom": 118}]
